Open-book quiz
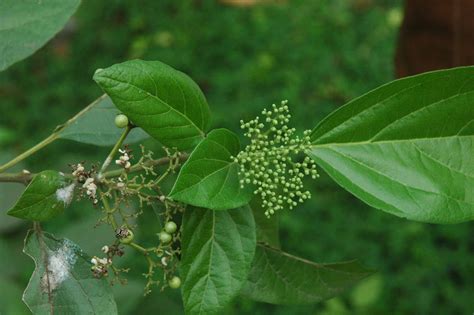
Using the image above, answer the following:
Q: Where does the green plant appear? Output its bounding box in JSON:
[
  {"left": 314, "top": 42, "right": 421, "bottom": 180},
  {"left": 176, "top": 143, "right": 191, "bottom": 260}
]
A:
[{"left": 1, "top": 2, "right": 473, "bottom": 315}]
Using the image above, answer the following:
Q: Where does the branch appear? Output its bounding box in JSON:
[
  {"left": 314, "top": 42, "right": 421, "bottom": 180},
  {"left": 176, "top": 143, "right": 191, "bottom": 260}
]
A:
[
  {"left": 101, "top": 153, "right": 188, "bottom": 179},
  {"left": 98, "top": 125, "right": 132, "bottom": 177},
  {"left": 0, "top": 172, "right": 34, "bottom": 184},
  {"left": 0, "top": 154, "right": 189, "bottom": 184}
]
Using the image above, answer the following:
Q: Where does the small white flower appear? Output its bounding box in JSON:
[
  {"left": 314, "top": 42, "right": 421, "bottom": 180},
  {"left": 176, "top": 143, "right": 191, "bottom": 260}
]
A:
[
  {"left": 72, "top": 163, "right": 85, "bottom": 177},
  {"left": 98, "top": 257, "right": 108, "bottom": 265},
  {"left": 83, "top": 177, "right": 94, "bottom": 187},
  {"left": 82, "top": 177, "right": 98, "bottom": 203},
  {"left": 120, "top": 155, "right": 130, "bottom": 162},
  {"left": 116, "top": 149, "right": 132, "bottom": 170},
  {"left": 101, "top": 245, "right": 109, "bottom": 254}
]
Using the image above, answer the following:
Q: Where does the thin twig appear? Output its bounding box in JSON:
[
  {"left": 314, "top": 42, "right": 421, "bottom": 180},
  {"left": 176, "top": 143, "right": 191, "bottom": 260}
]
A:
[
  {"left": 101, "top": 154, "right": 188, "bottom": 180},
  {"left": 0, "top": 172, "right": 34, "bottom": 184},
  {"left": 98, "top": 125, "right": 132, "bottom": 177},
  {"left": 0, "top": 154, "right": 188, "bottom": 184}
]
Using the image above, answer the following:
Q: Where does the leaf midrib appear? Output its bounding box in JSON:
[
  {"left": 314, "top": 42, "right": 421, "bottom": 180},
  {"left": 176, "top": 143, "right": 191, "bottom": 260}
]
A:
[
  {"left": 260, "top": 248, "right": 319, "bottom": 301},
  {"left": 255, "top": 245, "right": 368, "bottom": 302},
  {"left": 310, "top": 145, "right": 474, "bottom": 222},
  {"left": 311, "top": 133, "right": 474, "bottom": 148}
]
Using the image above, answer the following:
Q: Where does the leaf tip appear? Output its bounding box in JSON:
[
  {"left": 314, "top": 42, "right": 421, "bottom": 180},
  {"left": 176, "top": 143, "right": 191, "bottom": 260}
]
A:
[{"left": 92, "top": 67, "right": 109, "bottom": 86}]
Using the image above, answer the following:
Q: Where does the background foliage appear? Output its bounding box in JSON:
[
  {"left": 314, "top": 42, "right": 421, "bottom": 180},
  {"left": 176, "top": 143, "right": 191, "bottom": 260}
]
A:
[{"left": 1, "top": 1, "right": 472, "bottom": 314}]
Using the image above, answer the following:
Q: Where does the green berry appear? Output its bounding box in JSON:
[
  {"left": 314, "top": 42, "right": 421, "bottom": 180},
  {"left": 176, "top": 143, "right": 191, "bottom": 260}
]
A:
[
  {"left": 115, "top": 114, "right": 129, "bottom": 128},
  {"left": 164, "top": 221, "right": 178, "bottom": 234},
  {"left": 159, "top": 231, "right": 172, "bottom": 243},
  {"left": 168, "top": 276, "right": 181, "bottom": 289},
  {"left": 119, "top": 229, "right": 134, "bottom": 244}
]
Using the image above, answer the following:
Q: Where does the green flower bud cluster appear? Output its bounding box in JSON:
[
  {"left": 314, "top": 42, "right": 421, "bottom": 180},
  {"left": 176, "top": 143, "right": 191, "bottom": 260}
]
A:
[{"left": 233, "top": 100, "right": 319, "bottom": 217}]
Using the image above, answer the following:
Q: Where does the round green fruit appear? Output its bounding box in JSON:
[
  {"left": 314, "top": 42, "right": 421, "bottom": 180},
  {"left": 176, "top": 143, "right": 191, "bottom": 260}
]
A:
[
  {"left": 164, "top": 221, "right": 178, "bottom": 234},
  {"left": 159, "top": 231, "right": 172, "bottom": 244},
  {"left": 168, "top": 276, "right": 181, "bottom": 289},
  {"left": 119, "top": 229, "right": 134, "bottom": 244},
  {"left": 115, "top": 114, "right": 129, "bottom": 128}
]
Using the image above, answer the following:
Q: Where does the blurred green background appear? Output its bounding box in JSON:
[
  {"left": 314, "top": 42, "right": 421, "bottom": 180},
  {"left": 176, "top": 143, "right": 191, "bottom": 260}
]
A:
[{"left": 1, "top": 1, "right": 473, "bottom": 314}]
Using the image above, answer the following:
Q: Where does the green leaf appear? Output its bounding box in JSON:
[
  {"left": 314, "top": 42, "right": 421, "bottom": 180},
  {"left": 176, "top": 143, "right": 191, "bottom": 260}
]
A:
[
  {"left": 180, "top": 206, "right": 256, "bottom": 315},
  {"left": 93, "top": 60, "right": 211, "bottom": 150},
  {"left": 308, "top": 66, "right": 474, "bottom": 224},
  {"left": 250, "top": 198, "right": 280, "bottom": 248},
  {"left": 7, "top": 171, "right": 74, "bottom": 221},
  {"left": 57, "top": 95, "right": 149, "bottom": 146},
  {"left": 0, "top": 0, "right": 81, "bottom": 71},
  {"left": 241, "top": 244, "right": 373, "bottom": 305},
  {"left": 23, "top": 230, "right": 117, "bottom": 314},
  {"left": 170, "top": 129, "right": 252, "bottom": 210}
]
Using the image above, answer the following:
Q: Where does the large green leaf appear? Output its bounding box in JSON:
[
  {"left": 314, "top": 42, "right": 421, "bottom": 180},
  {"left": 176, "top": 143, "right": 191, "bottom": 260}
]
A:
[
  {"left": 23, "top": 230, "right": 117, "bottom": 314},
  {"left": 93, "top": 60, "right": 211, "bottom": 150},
  {"left": 0, "top": 0, "right": 81, "bottom": 71},
  {"left": 241, "top": 244, "right": 373, "bottom": 305},
  {"left": 180, "top": 206, "right": 256, "bottom": 315},
  {"left": 7, "top": 171, "right": 74, "bottom": 221},
  {"left": 251, "top": 198, "right": 280, "bottom": 248},
  {"left": 308, "top": 67, "right": 474, "bottom": 224},
  {"left": 170, "top": 129, "right": 252, "bottom": 210},
  {"left": 57, "top": 95, "right": 149, "bottom": 146}
]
